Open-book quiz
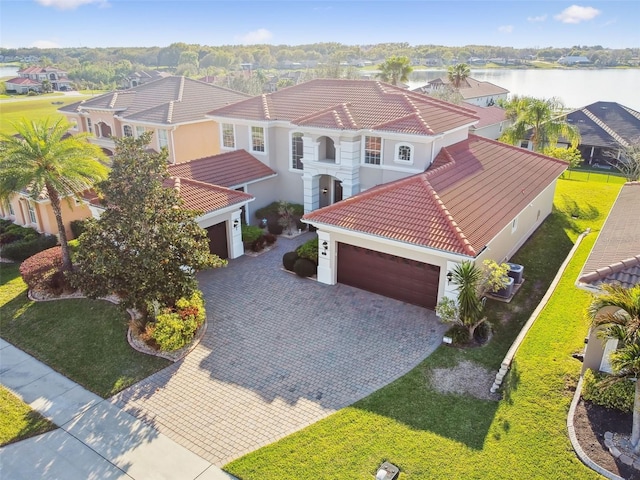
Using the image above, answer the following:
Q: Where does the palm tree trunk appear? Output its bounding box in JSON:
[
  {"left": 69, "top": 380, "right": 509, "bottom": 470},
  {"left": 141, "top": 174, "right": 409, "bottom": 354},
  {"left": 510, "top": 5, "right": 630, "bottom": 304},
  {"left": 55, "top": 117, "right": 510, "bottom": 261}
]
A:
[
  {"left": 633, "top": 380, "right": 640, "bottom": 454},
  {"left": 45, "top": 184, "right": 72, "bottom": 271}
]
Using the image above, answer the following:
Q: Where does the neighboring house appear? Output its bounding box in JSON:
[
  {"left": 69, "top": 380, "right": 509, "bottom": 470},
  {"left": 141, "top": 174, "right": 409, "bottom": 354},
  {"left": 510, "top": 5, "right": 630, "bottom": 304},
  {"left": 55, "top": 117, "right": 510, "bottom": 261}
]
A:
[
  {"left": 59, "top": 76, "right": 250, "bottom": 162},
  {"left": 413, "top": 76, "right": 509, "bottom": 107},
  {"left": 121, "top": 70, "right": 171, "bottom": 89},
  {"left": 462, "top": 103, "right": 510, "bottom": 140},
  {"left": 558, "top": 56, "right": 591, "bottom": 65},
  {"left": 206, "top": 78, "right": 567, "bottom": 308},
  {"left": 563, "top": 102, "right": 640, "bottom": 167},
  {"left": 578, "top": 182, "right": 640, "bottom": 373},
  {"left": 4, "top": 66, "right": 73, "bottom": 93}
]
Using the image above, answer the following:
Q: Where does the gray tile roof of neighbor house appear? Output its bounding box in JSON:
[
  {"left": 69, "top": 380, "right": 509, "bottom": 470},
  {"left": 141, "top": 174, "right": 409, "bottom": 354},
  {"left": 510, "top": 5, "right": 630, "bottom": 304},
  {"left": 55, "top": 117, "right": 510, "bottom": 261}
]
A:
[{"left": 566, "top": 102, "right": 640, "bottom": 149}]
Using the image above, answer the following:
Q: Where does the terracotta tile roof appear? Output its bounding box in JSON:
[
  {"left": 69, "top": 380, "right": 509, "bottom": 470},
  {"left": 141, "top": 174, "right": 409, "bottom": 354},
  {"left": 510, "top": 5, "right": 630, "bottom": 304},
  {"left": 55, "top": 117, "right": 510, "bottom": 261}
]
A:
[
  {"left": 168, "top": 150, "right": 276, "bottom": 188},
  {"left": 565, "top": 102, "right": 640, "bottom": 149},
  {"left": 463, "top": 103, "right": 507, "bottom": 129},
  {"left": 5, "top": 77, "right": 41, "bottom": 86},
  {"left": 59, "top": 76, "right": 249, "bottom": 125},
  {"left": 165, "top": 177, "right": 253, "bottom": 213},
  {"left": 578, "top": 182, "right": 640, "bottom": 289},
  {"left": 304, "top": 135, "right": 567, "bottom": 256},
  {"left": 208, "top": 79, "right": 478, "bottom": 135},
  {"left": 414, "top": 76, "right": 509, "bottom": 100},
  {"left": 18, "top": 66, "right": 67, "bottom": 75}
]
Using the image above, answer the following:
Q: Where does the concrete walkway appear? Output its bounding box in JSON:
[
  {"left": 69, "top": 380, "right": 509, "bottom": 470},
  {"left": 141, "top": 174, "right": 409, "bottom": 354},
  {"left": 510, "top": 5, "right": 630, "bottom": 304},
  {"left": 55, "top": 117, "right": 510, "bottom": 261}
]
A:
[{"left": 0, "top": 338, "right": 235, "bottom": 480}]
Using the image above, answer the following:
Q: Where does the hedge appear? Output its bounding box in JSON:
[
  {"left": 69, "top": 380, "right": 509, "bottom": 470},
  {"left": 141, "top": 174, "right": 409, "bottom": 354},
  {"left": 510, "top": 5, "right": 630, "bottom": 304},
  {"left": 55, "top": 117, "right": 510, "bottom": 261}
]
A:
[
  {"left": 1, "top": 235, "right": 59, "bottom": 262},
  {"left": 582, "top": 368, "right": 634, "bottom": 413},
  {"left": 296, "top": 237, "right": 319, "bottom": 264},
  {"left": 19, "top": 246, "right": 63, "bottom": 291}
]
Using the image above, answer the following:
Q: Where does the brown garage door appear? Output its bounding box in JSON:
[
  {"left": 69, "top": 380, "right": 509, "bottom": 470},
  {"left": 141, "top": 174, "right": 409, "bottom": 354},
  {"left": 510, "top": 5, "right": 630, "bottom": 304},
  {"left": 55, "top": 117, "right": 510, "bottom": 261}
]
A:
[
  {"left": 206, "top": 222, "right": 228, "bottom": 259},
  {"left": 337, "top": 243, "right": 440, "bottom": 309}
]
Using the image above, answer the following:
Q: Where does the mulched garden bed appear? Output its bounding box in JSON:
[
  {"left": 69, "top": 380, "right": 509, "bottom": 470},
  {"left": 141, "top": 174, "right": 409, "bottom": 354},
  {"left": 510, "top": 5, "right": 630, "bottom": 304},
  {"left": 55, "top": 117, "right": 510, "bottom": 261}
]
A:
[{"left": 573, "top": 398, "right": 640, "bottom": 480}]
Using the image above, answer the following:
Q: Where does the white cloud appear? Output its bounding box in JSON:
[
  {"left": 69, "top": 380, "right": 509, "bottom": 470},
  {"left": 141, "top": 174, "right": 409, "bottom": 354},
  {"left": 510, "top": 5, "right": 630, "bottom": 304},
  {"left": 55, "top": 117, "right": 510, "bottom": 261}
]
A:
[
  {"left": 36, "top": 0, "right": 109, "bottom": 10},
  {"left": 235, "top": 28, "right": 273, "bottom": 45},
  {"left": 32, "top": 39, "right": 62, "bottom": 48},
  {"left": 527, "top": 14, "right": 548, "bottom": 22},
  {"left": 554, "top": 5, "right": 601, "bottom": 24},
  {"left": 498, "top": 25, "right": 514, "bottom": 34}
]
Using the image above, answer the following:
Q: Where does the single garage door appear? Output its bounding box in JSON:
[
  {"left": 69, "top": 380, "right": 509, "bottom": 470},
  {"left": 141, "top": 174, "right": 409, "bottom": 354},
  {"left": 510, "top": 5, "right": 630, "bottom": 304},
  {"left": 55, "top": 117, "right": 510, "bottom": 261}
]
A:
[
  {"left": 206, "top": 222, "right": 229, "bottom": 259},
  {"left": 337, "top": 243, "right": 440, "bottom": 309}
]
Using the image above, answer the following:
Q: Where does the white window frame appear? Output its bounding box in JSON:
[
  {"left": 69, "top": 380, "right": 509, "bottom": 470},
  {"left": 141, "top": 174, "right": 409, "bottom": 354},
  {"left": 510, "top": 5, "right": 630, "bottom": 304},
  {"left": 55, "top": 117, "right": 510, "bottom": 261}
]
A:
[
  {"left": 250, "top": 126, "right": 266, "bottom": 154},
  {"left": 394, "top": 142, "right": 414, "bottom": 164},
  {"left": 123, "top": 125, "right": 133, "bottom": 137},
  {"left": 363, "top": 136, "right": 382, "bottom": 165},
  {"left": 27, "top": 202, "right": 37, "bottom": 225},
  {"left": 157, "top": 129, "right": 168, "bottom": 149},
  {"left": 511, "top": 217, "right": 518, "bottom": 233},
  {"left": 135, "top": 126, "right": 145, "bottom": 138},
  {"left": 221, "top": 123, "right": 236, "bottom": 149},
  {"left": 290, "top": 132, "right": 304, "bottom": 170}
]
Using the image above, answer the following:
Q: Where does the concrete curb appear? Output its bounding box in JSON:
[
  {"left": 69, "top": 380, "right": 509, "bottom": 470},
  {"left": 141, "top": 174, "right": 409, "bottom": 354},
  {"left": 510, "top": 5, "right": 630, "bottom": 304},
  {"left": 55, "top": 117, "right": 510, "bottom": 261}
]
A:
[
  {"left": 567, "top": 376, "right": 624, "bottom": 480},
  {"left": 490, "top": 229, "right": 589, "bottom": 393}
]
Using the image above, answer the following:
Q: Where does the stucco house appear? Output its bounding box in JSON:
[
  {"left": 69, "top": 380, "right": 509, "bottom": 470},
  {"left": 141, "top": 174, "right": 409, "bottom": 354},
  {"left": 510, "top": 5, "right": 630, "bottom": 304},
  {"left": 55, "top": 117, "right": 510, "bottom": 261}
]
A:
[
  {"left": 463, "top": 103, "right": 510, "bottom": 140},
  {"left": 413, "top": 76, "right": 509, "bottom": 107},
  {"left": 579, "top": 182, "right": 640, "bottom": 374},
  {"left": 205, "top": 79, "right": 567, "bottom": 308},
  {"left": 59, "top": 76, "right": 249, "bottom": 162},
  {"left": 5, "top": 66, "right": 73, "bottom": 93}
]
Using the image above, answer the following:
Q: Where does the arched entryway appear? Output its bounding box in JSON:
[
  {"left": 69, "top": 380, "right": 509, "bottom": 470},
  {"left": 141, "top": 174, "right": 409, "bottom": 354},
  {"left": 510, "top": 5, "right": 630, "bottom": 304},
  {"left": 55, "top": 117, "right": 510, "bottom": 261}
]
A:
[{"left": 318, "top": 174, "right": 343, "bottom": 208}]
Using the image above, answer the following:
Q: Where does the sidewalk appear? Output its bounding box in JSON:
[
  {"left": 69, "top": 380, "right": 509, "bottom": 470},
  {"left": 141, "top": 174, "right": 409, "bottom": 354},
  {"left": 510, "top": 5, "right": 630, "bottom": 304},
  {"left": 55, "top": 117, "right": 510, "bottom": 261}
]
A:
[{"left": 0, "top": 339, "right": 236, "bottom": 480}]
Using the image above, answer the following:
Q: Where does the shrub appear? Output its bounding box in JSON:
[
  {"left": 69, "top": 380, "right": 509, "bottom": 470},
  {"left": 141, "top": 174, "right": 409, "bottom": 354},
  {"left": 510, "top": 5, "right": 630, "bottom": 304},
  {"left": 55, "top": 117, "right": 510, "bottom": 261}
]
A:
[
  {"left": 70, "top": 219, "right": 88, "bottom": 239},
  {"left": 283, "top": 251, "right": 298, "bottom": 271},
  {"left": 19, "top": 246, "right": 63, "bottom": 291},
  {"left": 445, "top": 324, "right": 470, "bottom": 346},
  {"left": 254, "top": 201, "right": 281, "bottom": 221},
  {"left": 150, "top": 291, "right": 206, "bottom": 351},
  {"left": 241, "top": 225, "right": 263, "bottom": 244},
  {"left": 252, "top": 236, "right": 266, "bottom": 252},
  {"left": 0, "top": 224, "right": 39, "bottom": 245},
  {"left": 582, "top": 369, "right": 634, "bottom": 413},
  {"left": 473, "top": 321, "right": 493, "bottom": 344},
  {"left": 295, "top": 218, "right": 307, "bottom": 231},
  {"left": 293, "top": 258, "right": 317, "bottom": 278},
  {"left": 267, "top": 220, "right": 284, "bottom": 235},
  {"left": 263, "top": 233, "right": 277, "bottom": 245},
  {"left": 1, "top": 235, "right": 58, "bottom": 262},
  {"left": 296, "top": 237, "right": 319, "bottom": 264}
]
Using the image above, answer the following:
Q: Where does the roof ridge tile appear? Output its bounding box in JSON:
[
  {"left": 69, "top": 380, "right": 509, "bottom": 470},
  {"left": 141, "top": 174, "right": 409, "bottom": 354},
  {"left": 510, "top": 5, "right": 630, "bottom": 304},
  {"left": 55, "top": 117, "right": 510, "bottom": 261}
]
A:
[{"left": 261, "top": 94, "right": 271, "bottom": 120}]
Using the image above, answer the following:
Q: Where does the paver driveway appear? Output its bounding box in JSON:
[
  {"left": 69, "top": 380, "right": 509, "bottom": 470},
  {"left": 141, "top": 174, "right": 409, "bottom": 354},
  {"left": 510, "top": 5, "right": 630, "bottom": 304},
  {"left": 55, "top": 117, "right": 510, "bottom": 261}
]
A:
[{"left": 111, "top": 233, "right": 446, "bottom": 466}]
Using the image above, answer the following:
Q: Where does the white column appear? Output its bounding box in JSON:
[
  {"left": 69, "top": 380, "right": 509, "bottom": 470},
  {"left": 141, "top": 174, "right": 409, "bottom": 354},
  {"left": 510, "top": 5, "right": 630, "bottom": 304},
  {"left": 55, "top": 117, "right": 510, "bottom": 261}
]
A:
[
  {"left": 316, "top": 230, "right": 335, "bottom": 285},
  {"left": 302, "top": 173, "right": 319, "bottom": 214},
  {"left": 229, "top": 210, "right": 244, "bottom": 259}
]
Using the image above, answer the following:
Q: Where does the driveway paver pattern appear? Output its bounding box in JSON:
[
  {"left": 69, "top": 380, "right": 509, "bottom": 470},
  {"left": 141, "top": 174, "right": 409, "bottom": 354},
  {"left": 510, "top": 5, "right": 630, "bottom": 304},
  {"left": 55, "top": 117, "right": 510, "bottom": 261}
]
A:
[{"left": 111, "top": 233, "right": 446, "bottom": 465}]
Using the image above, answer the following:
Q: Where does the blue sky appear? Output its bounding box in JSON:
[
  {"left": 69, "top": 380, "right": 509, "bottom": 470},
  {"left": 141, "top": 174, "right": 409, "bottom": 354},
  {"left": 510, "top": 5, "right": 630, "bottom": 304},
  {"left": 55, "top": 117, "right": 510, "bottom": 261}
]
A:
[{"left": 1, "top": 1, "right": 637, "bottom": 49}]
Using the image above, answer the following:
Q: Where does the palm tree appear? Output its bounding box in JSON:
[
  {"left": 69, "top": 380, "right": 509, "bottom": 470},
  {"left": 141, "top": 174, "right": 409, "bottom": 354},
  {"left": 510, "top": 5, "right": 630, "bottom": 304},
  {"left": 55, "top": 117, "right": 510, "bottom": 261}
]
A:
[
  {"left": 447, "top": 63, "right": 471, "bottom": 89},
  {"left": 588, "top": 284, "right": 640, "bottom": 453},
  {"left": 376, "top": 56, "right": 413, "bottom": 86},
  {"left": 0, "top": 118, "right": 109, "bottom": 271},
  {"left": 499, "top": 96, "right": 581, "bottom": 152}
]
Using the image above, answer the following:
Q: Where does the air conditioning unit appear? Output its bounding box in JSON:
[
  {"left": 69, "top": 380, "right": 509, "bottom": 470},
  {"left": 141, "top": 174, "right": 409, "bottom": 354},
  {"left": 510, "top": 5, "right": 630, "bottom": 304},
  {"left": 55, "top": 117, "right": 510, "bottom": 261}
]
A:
[
  {"left": 495, "top": 276, "right": 515, "bottom": 298},
  {"left": 507, "top": 263, "right": 524, "bottom": 284}
]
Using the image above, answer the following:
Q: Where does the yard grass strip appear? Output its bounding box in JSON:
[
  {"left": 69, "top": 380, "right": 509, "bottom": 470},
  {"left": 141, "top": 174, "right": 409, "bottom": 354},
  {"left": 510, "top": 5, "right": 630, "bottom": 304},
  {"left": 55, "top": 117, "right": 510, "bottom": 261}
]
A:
[
  {"left": 0, "top": 263, "right": 170, "bottom": 398},
  {"left": 0, "top": 95, "right": 90, "bottom": 135},
  {"left": 225, "top": 176, "right": 622, "bottom": 479},
  {"left": 0, "top": 385, "right": 56, "bottom": 446}
]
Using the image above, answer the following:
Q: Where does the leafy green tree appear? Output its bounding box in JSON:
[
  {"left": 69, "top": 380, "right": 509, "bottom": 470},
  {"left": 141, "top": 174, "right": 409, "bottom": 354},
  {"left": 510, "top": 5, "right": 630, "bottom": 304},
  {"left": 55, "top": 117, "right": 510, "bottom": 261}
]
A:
[
  {"left": 447, "top": 63, "right": 471, "bottom": 88},
  {"left": 607, "top": 140, "right": 640, "bottom": 181},
  {"left": 542, "top": 146, "right": 583, "bottom": 168},
  {"left": 588, "top": 284, "right": 640, "bottom": 453},
  {"left": 0, "top": 118, "right": 108, "bottom": 271},
  {"left": 41, "top": 79, "right": 53, "bottom": 93},
  {"left": 72, "top": 133, "right": 224, "bottom": 318},
  {"left": 499, "top": 96, "right": 580, "bottom": 152},
  {"left": 376, "top": 55, "right": 413, "bottom": 86}
]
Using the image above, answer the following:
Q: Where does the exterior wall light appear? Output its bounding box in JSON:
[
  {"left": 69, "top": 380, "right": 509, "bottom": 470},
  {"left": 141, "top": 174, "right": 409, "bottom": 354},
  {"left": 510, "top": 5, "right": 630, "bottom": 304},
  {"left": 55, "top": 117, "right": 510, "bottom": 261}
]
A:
[
  {"left": 446, "top": 271, "right": 453, "bottom": 284},
  {"left": 321, "top": 240, "right": 328, "bottom": 256},
  {"left": 233, "top": 219, "right": 239, "bottom": 229},
  {"left": 322, "top": 188, "right": 328, "bottom": 195},
  {"left": 376, "top": 461, "right": 399, "bottom": 480}
]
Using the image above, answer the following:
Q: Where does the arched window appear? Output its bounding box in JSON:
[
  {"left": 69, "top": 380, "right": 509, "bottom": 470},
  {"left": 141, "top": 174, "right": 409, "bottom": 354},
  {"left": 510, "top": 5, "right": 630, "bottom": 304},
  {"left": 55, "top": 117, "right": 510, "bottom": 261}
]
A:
[
  {"left": 291, "top": 132, "right": 304, "bottom": 169},
  {"left": 395, "top": 143, "right": 413, "bottom": 163}
]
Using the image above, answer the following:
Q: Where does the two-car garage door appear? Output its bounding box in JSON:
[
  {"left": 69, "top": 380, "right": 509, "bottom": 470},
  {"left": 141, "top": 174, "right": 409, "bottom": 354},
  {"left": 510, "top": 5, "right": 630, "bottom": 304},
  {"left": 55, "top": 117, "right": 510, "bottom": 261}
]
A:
[{"left": 337, "top": 243, "right": 440, "bottom": 309}]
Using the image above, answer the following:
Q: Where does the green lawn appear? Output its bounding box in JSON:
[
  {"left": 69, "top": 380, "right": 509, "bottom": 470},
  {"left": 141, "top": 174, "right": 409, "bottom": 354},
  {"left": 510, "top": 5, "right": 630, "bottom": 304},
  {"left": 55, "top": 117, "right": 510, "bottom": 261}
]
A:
[
  {"left": 0, "top": 95, "right": 90, "bottom": 135},
  {"left": 0, "top": 264, "right": 170, "bottom": 398},
  {"left": 0, "top": 385, "right": 56, "bottom": 446},
  {"left": 225, "top": 174, "right": 623, "bottom": 479}
]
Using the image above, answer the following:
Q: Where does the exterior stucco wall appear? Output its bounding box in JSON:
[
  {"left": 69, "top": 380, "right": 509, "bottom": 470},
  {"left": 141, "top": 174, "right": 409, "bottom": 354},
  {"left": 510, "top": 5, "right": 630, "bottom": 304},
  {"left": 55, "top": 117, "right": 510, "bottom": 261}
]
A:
[
  {"left": 242, "top": 177, "right": 282, "bottom": 224},
  {"left": 472, "top": 122, "right": 506, "bottom": 140},
  {"left": 173, "top": 121, "right": 220, "bottom": 164}
]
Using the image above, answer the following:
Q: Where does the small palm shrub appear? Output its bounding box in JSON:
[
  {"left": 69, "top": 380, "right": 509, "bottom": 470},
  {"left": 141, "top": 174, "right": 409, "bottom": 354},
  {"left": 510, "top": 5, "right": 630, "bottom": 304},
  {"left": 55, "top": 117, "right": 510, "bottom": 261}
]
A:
[
  {"left": 293, "top": 258, "right": 317, "bottom": 278},
  {"left": 582, "top": 369, "right": 634, "bottom": 413},
  {"left": 150, "top": 291, "right": 206, "bottom": 351},
  {"left": 283, "top": 251, "right": 298, "bottom": 271}
]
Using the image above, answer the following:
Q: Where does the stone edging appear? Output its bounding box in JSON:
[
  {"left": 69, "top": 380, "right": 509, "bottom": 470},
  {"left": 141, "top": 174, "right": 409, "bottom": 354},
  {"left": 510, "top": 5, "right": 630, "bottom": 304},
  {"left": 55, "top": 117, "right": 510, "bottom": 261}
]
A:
[
  {"left": 27, "top": 288, "right": 205, "bottom": 363},
  {"left": 567, "top": 376, "right": 624, "bottom": 480},
  {"left": 490, "top": 229, "right": 589, "bottom": 393}
]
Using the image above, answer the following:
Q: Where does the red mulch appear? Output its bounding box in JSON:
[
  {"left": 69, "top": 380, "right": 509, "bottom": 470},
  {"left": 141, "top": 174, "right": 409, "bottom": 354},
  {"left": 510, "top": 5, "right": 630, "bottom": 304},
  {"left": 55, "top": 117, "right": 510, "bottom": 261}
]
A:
[{"left": 573, "top": 398, "right": 640, "bottom": 479}]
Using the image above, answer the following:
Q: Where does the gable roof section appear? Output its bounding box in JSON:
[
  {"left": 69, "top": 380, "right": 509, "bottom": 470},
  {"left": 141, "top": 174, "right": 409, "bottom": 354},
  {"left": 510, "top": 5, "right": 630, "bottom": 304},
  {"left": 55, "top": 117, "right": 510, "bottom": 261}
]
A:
[
  {"left": 5, "top": 77, "right": 41, "bottom": 86},
  {"left": 166, "top": 177, "right": 253, "bottom": 213},
  {"left": 59, "top": 76, "right": 249, "bottom": 125},
  {"left": 414, "top": 77, "right": 509, "bottom": 101},
  {"left": 578, "top": 182, "right": 640, "bottom": 289},
  {"left": 463, "top": 103, "right": 507, "bottom": 129},
  {"left": 304, "top": 135, "right": 567, "bottom": 256},
  {"left": 168, "top": 149, "right": 276, "bottom": 188},
  {"left": 208, "top": 79, "right": 478, "bottom": 135},
  {"left": 566, "top": 102, "right": 640, "bottom": 148}
]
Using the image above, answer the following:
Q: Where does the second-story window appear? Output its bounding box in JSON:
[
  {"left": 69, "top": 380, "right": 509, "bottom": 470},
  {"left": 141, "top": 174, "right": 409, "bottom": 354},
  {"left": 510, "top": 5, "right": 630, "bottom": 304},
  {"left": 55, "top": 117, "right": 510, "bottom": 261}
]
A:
[
  {"left": 123, "top": 125, "right": 133, "bottom": 137},
  {"left": 291, "top": 132, "right": 303, "bottom": 170},
  {"left": 222, "top": 123, "right": 235, "bottom": 149},
  {"left": 395, "top": 143, "right": 413, "bottom": 163},
  {"left": 364, "top": 136, "right": 382, "bottom": 165},
  {"left": 135, "top": 126, "right": 145, "bottom": 137},
  {"left": 251, "top": 126, "right": 265, "bottom": 153},
  {"left": 157, "top": 129, "right": 168, "bottom": 149}
]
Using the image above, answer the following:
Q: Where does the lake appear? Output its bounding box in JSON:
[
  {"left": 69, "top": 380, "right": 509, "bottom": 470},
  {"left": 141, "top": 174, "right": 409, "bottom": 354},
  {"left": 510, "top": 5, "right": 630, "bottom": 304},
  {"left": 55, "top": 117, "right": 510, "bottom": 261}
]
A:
[{"left": 406, "top": 68, "right": 640, "bottom": 111}]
